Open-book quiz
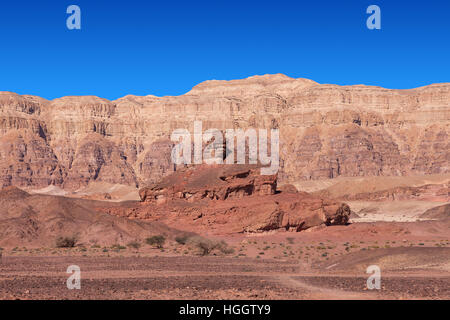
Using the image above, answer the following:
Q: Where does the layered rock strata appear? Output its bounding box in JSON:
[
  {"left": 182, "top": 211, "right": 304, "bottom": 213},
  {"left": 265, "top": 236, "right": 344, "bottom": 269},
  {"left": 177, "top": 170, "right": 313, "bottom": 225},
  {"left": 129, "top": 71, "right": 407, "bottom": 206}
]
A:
[{"left": 1, "top": 74, "right": 449, "bottom": 189}]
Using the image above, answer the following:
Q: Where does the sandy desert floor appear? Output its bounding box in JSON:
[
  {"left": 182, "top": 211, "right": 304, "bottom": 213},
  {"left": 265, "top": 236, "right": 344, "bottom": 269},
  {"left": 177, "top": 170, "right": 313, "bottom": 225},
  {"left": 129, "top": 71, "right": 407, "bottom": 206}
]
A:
[
  {"left": 1, "top": 226, "right": 449, "bottom": 300},
  {"left": 2, "top": 174, "right": 448, "bottom": 300}
]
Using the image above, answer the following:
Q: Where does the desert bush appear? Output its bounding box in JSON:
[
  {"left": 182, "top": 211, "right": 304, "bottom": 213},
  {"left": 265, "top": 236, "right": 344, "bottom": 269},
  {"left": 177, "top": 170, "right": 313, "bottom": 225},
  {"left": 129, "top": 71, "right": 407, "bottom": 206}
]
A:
[
  {"left": 175, "top": 234, "right": 191, "bottom": 245},
  {"left": 194, "top": 239, "right": 216, "bottom": 256},
  {"left": 111, "top": 244, "right": 126, "bottom": 250},
  {"left": 56, "top": 235, "right": 78, "bottom": 248},
  {"left": 146, "top": 235, "right": 166, "bottom": 248},
  {"left": 127, "top": 241, "right": 141, "bottom": 250},
  {"left": 189, "top": 237, "right": 234, "bottom": 256},
  {"left": 219, "top": 244, "right": 235, "bottom": 255}
]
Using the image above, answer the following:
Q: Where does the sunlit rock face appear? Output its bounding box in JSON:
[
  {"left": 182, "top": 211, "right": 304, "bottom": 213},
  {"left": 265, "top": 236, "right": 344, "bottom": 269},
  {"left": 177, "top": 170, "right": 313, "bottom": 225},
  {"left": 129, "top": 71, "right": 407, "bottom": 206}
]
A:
[{"left": 0, "top": 74, "right": 449, "bottom": 189}]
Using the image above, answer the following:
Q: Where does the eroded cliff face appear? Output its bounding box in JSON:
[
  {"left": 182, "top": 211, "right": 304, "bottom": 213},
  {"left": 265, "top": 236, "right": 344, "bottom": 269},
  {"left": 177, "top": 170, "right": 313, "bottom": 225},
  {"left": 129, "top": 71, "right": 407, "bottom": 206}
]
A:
[{"left": 0, "top": 74, "right": 449, "bottom": 189}]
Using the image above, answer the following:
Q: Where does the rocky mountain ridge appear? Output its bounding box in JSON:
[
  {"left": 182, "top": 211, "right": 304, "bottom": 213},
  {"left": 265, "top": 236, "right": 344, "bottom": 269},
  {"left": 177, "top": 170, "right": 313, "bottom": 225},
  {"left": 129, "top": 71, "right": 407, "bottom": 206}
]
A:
[{"left": 1, "top": 74, "right": 449, "bottom": 190}]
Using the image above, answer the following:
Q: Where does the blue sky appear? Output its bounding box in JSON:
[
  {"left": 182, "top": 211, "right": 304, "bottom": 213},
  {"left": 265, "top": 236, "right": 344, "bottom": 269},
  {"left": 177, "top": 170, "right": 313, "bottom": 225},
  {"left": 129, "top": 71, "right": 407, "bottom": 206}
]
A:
[{"left": 0, "top": 0, "right": 449, "bottom": 100}]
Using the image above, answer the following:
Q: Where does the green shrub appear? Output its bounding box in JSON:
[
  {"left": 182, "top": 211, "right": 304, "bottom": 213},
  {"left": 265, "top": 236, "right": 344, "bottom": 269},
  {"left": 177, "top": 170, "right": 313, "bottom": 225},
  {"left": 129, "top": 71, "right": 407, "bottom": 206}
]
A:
[
  {"left": 195, "top": 239, "right": 217, "bottom": 256},
  {"left": 189, "top": 237, "right": 234, "bottom": 256},
  {"left": 175, "top": 234, "right": 190, "bottom": 245},
  {"left": 146, "top": 235, "right": 166, "bottom": 248},
  {"left": 127, "top": 241, "right": 141, "bottom": 250},
  {"left": 56, "top": 235, "right": 78, "bottom": 248},
  {"left": 219, "top": 243, "right": 235, "bottom": 255},
  {"left": 111, "top": 244, "right": 127, "bottom": 250}
]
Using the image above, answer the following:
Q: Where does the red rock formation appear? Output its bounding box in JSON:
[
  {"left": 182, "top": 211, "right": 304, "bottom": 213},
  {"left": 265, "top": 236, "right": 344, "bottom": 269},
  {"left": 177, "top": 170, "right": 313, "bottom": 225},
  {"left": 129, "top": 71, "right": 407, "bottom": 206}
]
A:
[
  {"left": 103, "top": 164, "right": 351, "bottom": 234},
  {"left": 139, "top": 164, "right": 277, "bottom": 204}
]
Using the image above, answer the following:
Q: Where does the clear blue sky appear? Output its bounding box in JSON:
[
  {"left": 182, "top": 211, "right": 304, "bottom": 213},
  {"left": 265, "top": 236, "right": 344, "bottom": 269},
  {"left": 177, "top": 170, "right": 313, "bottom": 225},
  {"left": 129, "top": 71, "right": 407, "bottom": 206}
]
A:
[{"left": 0, "top": 0, "right": 449, "bottom": 100}]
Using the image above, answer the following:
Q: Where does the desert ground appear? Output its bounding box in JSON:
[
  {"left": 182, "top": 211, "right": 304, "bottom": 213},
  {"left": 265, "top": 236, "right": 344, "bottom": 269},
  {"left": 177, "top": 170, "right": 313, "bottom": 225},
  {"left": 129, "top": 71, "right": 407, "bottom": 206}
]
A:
[
  {"left": 1, "top": 234, "right": 449, "bottom": 300},
  {"left": 1, "top": 173, "right": 449, "bottom": 300}
]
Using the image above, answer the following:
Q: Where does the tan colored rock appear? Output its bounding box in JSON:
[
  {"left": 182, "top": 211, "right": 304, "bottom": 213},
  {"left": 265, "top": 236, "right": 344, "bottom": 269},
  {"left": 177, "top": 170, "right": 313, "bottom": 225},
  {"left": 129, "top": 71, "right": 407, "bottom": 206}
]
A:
[
  {"left": 316, "top": 182, "right": 449, "bottom": 202},
  {"left": 0, "top": 75, "right": 449, "bottom": 190},
  {"left": 0, "top": 129, "right": 64, "bottom": 188},
  {"left": 419, "top": 203, "right": 450, "bottom": 220},
  {"left": 62, "top": 133, "right": 138, "bottom": 190}
]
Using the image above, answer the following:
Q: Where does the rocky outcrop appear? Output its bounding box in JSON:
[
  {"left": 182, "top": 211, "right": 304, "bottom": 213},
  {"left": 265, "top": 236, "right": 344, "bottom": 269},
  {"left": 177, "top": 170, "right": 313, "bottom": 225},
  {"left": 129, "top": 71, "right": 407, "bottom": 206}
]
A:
[
  {"left": 0, "top": 75, "right": 449, "bottom": 190},
  {"left": 102, "top": 165, "right": 350, "bottom": 234},
  {"left": 139, "top": 164, "right": 277, "bottom": 204}
]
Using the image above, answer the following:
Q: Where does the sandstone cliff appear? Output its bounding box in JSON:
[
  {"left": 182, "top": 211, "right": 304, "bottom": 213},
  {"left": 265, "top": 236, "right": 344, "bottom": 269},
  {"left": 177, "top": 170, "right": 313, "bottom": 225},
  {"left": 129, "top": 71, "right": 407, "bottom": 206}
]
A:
[{"left": 1, "top": 74, "right": 449, "bottom": 189}]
